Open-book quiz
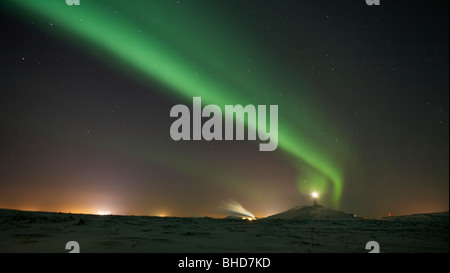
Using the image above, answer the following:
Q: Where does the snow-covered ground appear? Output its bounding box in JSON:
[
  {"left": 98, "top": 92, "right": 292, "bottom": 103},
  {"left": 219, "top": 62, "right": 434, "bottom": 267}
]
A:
[{"left": 0, "top": 208, "right": 448, "bottom": 253}]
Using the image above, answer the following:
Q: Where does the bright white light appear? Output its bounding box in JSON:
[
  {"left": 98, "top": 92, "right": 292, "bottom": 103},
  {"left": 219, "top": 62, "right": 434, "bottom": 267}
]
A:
[
  {"left": 220, "top": 200, "right": 255, "bottom": 219},
  {"left": 312, "top": 192, "right": 319, "bottom": 198},
  {"left": 97, "top": 211, "right": 112, "bottom": 216}
]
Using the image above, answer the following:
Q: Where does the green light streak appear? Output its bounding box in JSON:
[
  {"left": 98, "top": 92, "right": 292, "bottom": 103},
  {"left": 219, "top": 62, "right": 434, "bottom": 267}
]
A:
[{"left": 5, "top": 0, "right": 349, "bottom": 206}]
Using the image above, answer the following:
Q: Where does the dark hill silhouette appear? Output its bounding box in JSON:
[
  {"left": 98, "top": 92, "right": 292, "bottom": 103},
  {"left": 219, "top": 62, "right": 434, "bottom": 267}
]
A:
[{"left": 267, "top": 205, "right": 356, "bottom": 220}]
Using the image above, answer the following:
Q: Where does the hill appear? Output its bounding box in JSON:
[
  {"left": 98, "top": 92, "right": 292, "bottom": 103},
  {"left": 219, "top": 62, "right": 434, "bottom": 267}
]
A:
[{"left": 267, "top": 204, "right": 356, "bottom": 220}]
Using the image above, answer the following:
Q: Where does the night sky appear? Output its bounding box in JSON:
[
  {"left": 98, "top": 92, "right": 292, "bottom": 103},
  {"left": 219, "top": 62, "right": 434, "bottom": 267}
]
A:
[{"left": 0, "top": 0, "right": 448, "bottom": 218}]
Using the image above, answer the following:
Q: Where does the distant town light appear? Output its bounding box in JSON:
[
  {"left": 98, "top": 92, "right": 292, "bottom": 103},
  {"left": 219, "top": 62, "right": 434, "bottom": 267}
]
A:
[{"left": 97, "top": 211, "right": 112, "bottom": 216}]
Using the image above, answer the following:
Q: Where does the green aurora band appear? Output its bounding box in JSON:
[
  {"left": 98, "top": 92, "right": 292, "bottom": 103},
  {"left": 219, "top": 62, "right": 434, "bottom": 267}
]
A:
[{"left": 4, "top": 0, "right": 352, "bottom": 206}]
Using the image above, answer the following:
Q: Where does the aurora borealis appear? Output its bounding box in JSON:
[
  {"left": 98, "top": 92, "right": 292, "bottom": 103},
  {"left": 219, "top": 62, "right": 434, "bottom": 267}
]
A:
[{"left": 0, "top": 1, "right": 448, "bottom": 217}]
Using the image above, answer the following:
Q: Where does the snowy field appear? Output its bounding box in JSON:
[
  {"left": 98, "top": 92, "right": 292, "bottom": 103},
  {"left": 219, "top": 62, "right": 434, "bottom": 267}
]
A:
[{"left": 0, "top": 209, "right": 448, "bottom": 253}]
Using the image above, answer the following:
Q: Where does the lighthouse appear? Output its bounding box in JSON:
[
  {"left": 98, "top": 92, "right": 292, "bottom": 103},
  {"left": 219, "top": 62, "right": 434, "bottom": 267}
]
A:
[{"left": 312, "top": 192, "right": 319, "bottom": 206}]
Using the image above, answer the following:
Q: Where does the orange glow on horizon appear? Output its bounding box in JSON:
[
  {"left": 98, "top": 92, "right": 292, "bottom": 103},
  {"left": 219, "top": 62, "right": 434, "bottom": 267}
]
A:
[{"left": 1, "top": 202, "right": 447, "bottom": 219}]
